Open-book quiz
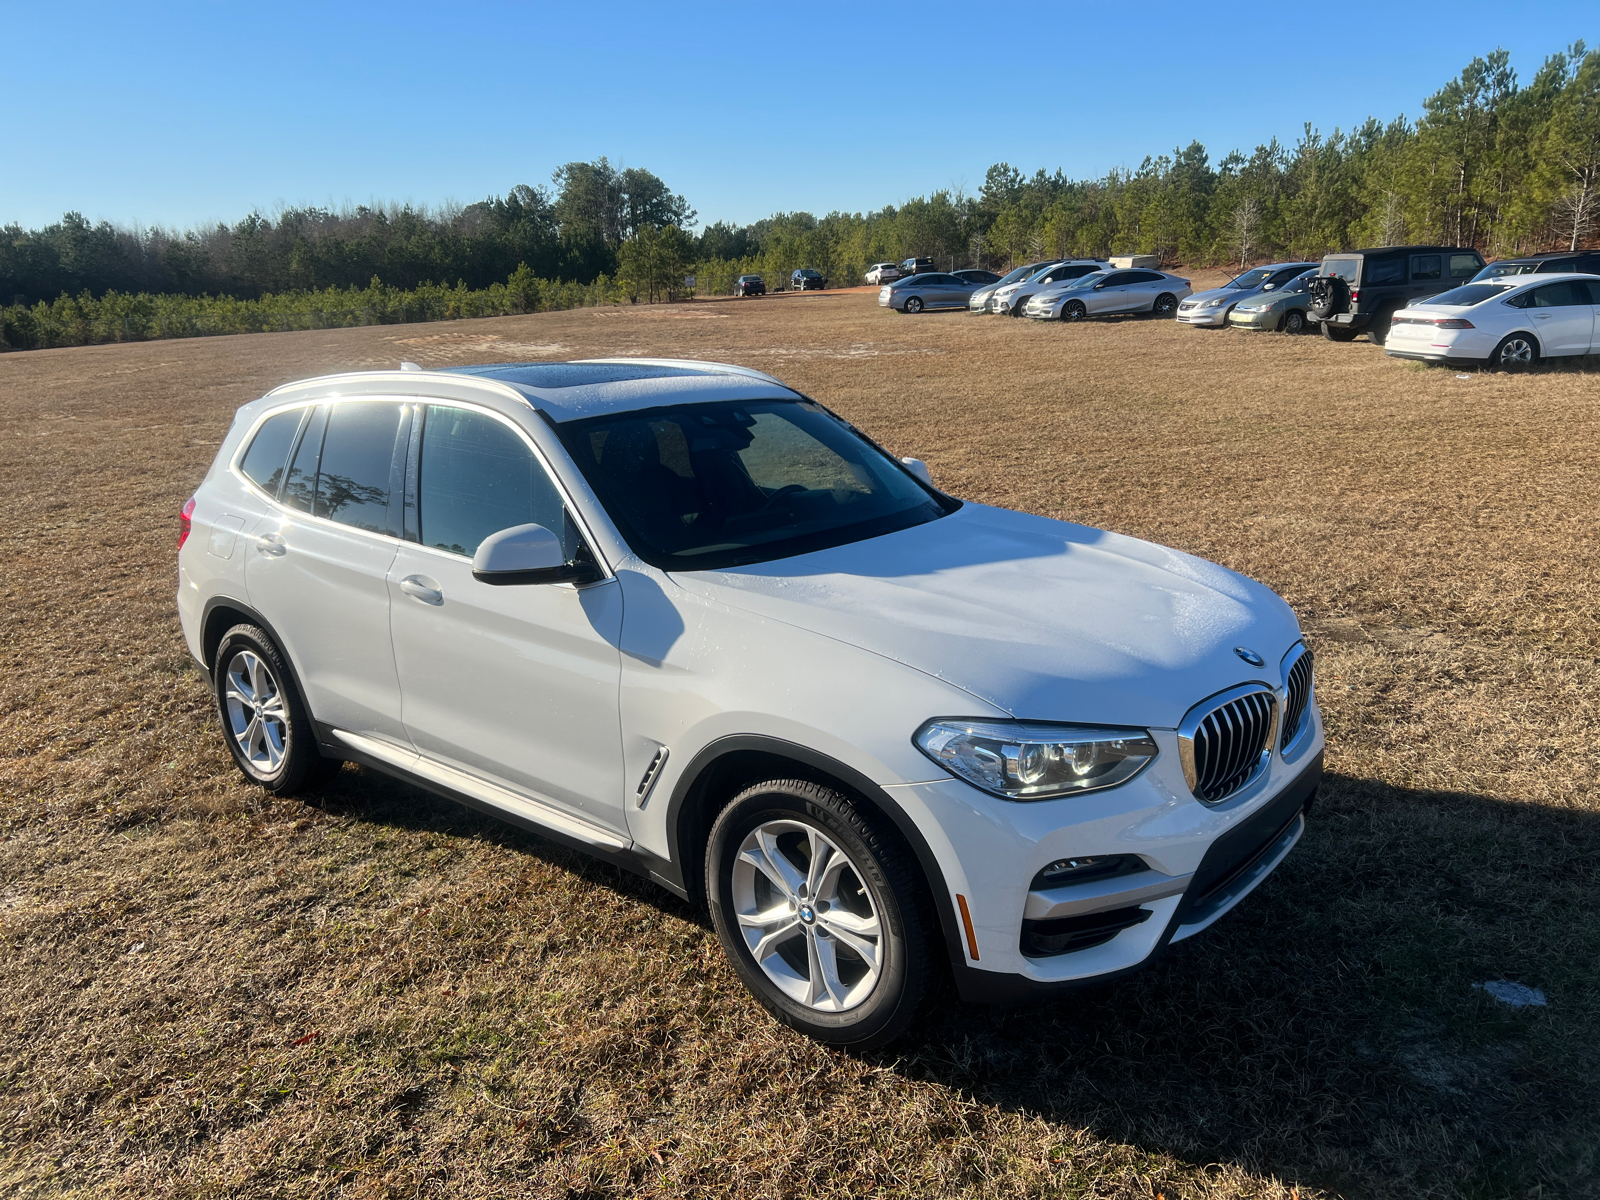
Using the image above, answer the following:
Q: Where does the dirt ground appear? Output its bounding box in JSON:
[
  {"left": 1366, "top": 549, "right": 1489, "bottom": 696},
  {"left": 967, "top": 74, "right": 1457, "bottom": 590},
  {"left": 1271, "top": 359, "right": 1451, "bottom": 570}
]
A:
[{"left": 2, "top": 284, "right": 1597, "bottom": 1199}]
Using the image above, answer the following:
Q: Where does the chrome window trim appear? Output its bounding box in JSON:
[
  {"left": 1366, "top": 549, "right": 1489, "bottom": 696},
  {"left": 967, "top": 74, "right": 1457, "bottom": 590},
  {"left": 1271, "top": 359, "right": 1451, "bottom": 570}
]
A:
[
  {"left": 1176, "top": 682, "right": 1279, "bottom": 802},
  {"left": 227, "top": 394, "right": 615, "bottom": 579}
]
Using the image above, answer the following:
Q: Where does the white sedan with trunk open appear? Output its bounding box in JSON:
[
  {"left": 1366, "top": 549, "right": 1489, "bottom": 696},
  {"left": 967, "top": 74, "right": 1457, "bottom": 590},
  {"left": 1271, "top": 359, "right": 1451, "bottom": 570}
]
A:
[{"left": 177, "top": 358, "right": 1322, "bottom": 1048}]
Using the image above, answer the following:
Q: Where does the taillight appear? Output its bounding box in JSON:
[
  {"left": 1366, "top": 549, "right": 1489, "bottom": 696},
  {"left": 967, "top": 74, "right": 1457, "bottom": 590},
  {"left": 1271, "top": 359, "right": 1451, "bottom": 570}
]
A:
[
  {"left": 178, "top": 496, "right": 196, "bottom": 549},
  {"left": 1435, "top": 318, "right": 1474, "bottom": 328},
  {"left": 1348, "top": 288, "right": 1360, "bottom": 301}
]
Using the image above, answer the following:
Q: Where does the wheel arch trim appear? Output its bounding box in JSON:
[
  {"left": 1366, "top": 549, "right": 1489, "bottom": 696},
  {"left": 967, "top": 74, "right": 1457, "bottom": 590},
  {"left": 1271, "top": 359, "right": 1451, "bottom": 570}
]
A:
[{"left": 198, "top": 595, "right": 325, "bottom": 743}]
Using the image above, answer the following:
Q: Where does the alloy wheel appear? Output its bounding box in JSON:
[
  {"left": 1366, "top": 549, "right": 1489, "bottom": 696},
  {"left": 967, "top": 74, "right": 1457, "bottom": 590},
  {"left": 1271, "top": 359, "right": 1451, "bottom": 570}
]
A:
[
  {"left": 223, "top": 649, "right": 289, "bottom": 773},
  {"left": 1063, "top": 300, "right": 1087, "bottom": 321},
  {"left": 732, "top": 819, "right": 883, "bottom": 1012},
  {"left": 1498, "top": 337, "right": 1535, "bottom": 366}
]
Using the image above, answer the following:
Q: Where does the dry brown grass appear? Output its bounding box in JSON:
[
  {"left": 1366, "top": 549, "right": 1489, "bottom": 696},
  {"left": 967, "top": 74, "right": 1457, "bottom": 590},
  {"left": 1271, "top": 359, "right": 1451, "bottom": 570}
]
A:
[{"left": 2, "top": 284, "right": 1597, "bottom": 1199}]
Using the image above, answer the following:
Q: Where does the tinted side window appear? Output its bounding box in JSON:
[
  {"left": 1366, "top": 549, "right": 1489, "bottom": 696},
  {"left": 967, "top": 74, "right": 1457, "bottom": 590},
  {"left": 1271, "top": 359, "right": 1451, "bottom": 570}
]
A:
[
  {"left": 1268, "top": 268, "right": 1304, "bottom": 285},
  {"left": 1450, "top": 253, "right": 1481, "bottom": 279},
  {"left": 1411, "top": 255, "right": 1442, "bottom": 280},
  {"left": 239, "top": 408, "right": 305, "bottom": 497},
  {"left": 314, "top": 402, "right": 405, "bottom": 533},
  {"left": 418, "top": 406, "right": 575, "bottom": 559},
  {"left": 1100, "top": 272, "right": 1135, "bottom": 286},
  {"left": 282, "top": 405, "right": 328, "bottom": 513},
  {"left": 1537, "top": 258, "right": 1576, "bottom": 272},
  {"left": 1129, "top": 271, "right": 1165, "bottom": 283},
  {"left": 1529, "top": 281, "right": 1589, "bottom": 307},
  {"left": 1366, "top": 257, "right": 1404, "bottom": 285}
]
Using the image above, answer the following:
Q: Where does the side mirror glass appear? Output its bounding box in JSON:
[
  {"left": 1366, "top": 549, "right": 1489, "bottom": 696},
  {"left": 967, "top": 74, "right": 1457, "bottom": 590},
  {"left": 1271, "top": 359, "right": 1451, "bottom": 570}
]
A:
[
  {"left": 472, "top": 523, "right": 582, "bottom": 585},
  {"left": 1262, "top": 283, "right": 1276, "bottom": 291},
  {"left": 1094, "top": 282, "right": 1107, "bottom": 290},
  {"left": 900, "top": 457, "right": 934, "bottom": 487}
]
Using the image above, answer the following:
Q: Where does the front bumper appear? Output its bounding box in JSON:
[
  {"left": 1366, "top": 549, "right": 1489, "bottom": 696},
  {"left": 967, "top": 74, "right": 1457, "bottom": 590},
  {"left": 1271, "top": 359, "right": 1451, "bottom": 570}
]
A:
[
  {"left": 1177, "top": 303, "right": 1230, "bottom": 325},
  {"left": 1228, "top": 306, "right": 1279, "bottom": 329},
  {"left": 1022, "top": 299, "right": 1063, "bottom": 320},
  {"left": 891, "top": 704, "right": 1325, "bottom": 1003}
]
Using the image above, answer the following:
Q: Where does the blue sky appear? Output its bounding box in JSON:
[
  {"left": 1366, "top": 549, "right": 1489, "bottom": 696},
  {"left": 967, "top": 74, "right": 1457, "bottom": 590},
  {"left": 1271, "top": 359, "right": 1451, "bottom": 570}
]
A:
[{"left": 3, "top": 1, "right": 1592, "bottom": 232}]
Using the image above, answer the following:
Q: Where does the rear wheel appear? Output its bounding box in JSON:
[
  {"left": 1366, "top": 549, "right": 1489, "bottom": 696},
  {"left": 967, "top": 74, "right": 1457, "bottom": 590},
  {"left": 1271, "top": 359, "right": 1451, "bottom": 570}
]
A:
[
  {"left": 904, "top": 296, "right": 924, "bottom": 314},
  {"left": 1322, "top": 323, "right": 1358, "bottom": 342},
  {"left": 1281, "top": 309, "right": 1306, "bottom": 335},
  {"left": 1491, "top": 333, "right": 1539, "bottom": 370},
  {"left": 1062, "top": 299, "right": 1087, "bottom": 322},
  {"left": 706, "top": 779, "right": 933, "bottom": 1050},
  {"left": 212, "top": 624, "right": 337, "bottom": 795},
  {"left": 1369, "top": 306, "right": 1398, "bottom": 345},
  {"left": 1152, "top": 292, "right": 1178, "bottom": 317}
]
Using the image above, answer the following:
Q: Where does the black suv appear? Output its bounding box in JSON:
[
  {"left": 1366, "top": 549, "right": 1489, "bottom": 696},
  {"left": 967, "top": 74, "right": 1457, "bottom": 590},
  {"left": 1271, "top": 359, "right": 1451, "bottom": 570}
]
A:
[
  {"left": 791, "top": 268, "right": 826, "bottom": 291},
  {"left": 734, "top": 274, "right": 766, "bottom": 297},
  {"left": 1472, "top": 250, "right": 1600, "bottom": 283},
  {"left": 1307, "top": 246, "right": 1485, "bottom": 343},
  {"left": 901, "top": 257, "right": 935, "bottom": 277}
]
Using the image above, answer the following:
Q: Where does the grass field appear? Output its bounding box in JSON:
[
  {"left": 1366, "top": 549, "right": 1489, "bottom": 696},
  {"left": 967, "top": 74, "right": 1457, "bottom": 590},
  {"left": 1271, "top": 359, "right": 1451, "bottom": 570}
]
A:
[{"left": 2, "top": 283, "right": 1597, "bottom": 1199}]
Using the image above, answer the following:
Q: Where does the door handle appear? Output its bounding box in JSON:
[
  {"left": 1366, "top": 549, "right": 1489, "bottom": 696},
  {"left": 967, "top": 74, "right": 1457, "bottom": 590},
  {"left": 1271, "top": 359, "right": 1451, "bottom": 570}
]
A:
[
  {"left": 1533, "top": 312, "right": 1551, "bottom": 319},
  {"left": 399, "top": 575, "right": 443, "bottom": 605},
  {"left": 255, "top": 533, "right": 286, "bottom": 556}
]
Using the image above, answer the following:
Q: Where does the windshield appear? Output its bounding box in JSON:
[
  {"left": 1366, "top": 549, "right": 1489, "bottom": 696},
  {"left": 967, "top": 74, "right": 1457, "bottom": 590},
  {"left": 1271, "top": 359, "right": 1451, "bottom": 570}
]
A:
[
  {"left": 557, "top": 399, "right": 956, "bottom": 572},
  {"left": 1423, "top": 283, "right": 1513, "bottom": 307},
  {"left": 1471, "top": 261, "right": 1538, "bottom": 283},
  {"left": 1320, "top": 256, "right": 1361, "bottom": 283},
  {"left": 994, "top": 263, "right": 1043, "bottom": 286},
  {"left": 1225, "top": 267, "right": 1277, "bottom": 289},
  {"left": 1024, "top": 262, "right": 1063, "bottom": 283}
]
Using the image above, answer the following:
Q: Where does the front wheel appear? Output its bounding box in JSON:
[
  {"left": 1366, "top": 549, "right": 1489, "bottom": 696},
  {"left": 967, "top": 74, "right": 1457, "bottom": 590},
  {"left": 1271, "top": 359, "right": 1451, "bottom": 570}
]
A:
[
  {"left": 706, "top": 779, "right": 933, "bottom": 1050},
  {"left": 903, "top": 296, "right": 924, "bottom": 313},
  {"left": 1322, "top": 323, "right": 1358, "bottom": 342},
  {"left": 1061, "top": 299, "right": 1087, "bottom": 322},
  {"left": 1152, "top": 292, "right": 1178, "bottom": 317},
  {"left": 1491, "top": 333, "right": 1539, "bottom": 370},
  {"left": 1281, "top": 309, "right": 1306, "bottom": 335}
]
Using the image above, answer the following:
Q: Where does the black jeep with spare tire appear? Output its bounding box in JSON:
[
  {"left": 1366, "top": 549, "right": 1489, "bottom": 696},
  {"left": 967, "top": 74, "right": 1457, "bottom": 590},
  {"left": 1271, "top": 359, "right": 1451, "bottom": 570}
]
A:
[{"left": 1307, "top": 246, "right": 1485, "bottom": 344}]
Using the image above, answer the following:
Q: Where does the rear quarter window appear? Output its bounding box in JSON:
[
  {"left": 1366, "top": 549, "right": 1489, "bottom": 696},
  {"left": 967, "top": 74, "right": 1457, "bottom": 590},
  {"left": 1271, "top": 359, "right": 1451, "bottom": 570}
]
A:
[
  {"left": 1365, "top": 256, "right": 1405, "bottom": 285},
  {"left": 238, "top": 408, "right": 305, "bottom": 497}
]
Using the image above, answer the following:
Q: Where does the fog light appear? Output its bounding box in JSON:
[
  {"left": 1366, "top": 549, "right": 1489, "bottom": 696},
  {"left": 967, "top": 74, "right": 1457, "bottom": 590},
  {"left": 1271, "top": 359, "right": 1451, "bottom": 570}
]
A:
[{"left": 1030, "top": 854, "right": 1144, "bottom": 890}]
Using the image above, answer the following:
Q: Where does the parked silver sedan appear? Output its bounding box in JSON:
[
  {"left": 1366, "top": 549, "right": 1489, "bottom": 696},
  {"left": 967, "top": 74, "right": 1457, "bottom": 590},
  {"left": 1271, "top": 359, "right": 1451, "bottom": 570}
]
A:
[
  {"left": 1022, "top": 268, "right": 1193, "bottom": 320},
  {"left": 1176, "top": 262, "right": 1319, "bottom": 326},
  {"left": 878, "top": 272, "right": 984, "bottom": 313}
]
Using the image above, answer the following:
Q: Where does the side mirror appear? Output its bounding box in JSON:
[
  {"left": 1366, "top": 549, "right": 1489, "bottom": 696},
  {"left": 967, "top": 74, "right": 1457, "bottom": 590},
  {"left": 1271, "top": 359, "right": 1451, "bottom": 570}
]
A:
[
  {"left": 1094, "top": 281, "right": 1107, "bottom": 290},
  {"left": 472, "top": 523, "right": 592, "bottom": 585},
  {"left": 1262, "top": 283, "right": 1276, "bottom": 291},
  {"left": 900, "top": 457, "right": 934, "bottom": 487}
]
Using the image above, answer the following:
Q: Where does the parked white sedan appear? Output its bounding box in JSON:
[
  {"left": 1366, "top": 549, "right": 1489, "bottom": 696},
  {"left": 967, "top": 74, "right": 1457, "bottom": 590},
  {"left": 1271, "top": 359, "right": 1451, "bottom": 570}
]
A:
[
  {"left": 1023, "top": 269, "right": 1192, "bottom": 321},
  {"left": 1383, "top": 273, "right": 1600, "bottom": 368}
]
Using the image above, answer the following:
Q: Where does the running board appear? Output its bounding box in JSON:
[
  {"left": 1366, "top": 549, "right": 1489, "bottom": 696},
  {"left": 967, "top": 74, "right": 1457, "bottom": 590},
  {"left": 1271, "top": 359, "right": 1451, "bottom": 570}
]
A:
[{"left": 332, "top": 730, "right": 631, "bottom": 852}]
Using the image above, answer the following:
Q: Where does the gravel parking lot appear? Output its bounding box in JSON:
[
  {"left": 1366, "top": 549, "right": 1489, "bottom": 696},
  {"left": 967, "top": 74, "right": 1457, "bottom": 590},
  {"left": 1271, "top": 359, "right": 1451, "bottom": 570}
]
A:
[{"left": 3, "top": 287, "right": 1597, "bottom": 1198}]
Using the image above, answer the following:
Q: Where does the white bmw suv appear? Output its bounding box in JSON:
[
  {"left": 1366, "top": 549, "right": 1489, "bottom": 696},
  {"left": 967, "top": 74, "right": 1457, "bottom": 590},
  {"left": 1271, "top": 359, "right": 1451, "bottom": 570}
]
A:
[{"left": 178, "top": 359, "right": 1323, "bottom": 1048}]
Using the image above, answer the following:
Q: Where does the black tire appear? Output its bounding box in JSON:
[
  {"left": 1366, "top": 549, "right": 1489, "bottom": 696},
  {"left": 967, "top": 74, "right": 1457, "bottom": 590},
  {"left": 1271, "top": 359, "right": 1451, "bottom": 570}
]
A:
[
  {"left": 1281, "top": 309, "right": 1306, "bottom": 335},
  {"left": 1061, "top": 299, "right": 1087, "bottom": 322},
  {"left": 1491, "top": 332, "right": 1539, "bottom": 370},
  {"left": 1322, "top": 322, "right": 1358, "bottom": 342},
  {"left": 706, "top": 778, "right": 934, "bottom": 1050},
  {"left": 1369, "top": 306, "right": 1398, "bottom": 345},
  {"left": 212, "top": 623, "right": 336, "bottom": 795},
  {"left": 904, "top": 296, "right": 924, "bottom": 314},
  {"left": 1152, "top": 292, "right": 1179, "bottom": 317}
]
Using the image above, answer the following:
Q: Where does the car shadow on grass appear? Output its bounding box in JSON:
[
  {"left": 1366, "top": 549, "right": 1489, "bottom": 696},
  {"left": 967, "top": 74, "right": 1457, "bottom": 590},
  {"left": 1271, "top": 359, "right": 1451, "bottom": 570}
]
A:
[{"left": 885, "top": 770, "right": 1600, "bottom": 1198}]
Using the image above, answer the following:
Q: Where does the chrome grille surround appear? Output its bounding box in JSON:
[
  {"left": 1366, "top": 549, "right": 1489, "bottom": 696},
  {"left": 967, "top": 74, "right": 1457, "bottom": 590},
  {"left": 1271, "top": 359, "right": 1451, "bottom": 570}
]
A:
[
  {"left": 1280, "top": 642, "right": 1315, "bottom": 751},
  {"left": 1177, "top": 684, "right": 1280, "bottom": 805}
]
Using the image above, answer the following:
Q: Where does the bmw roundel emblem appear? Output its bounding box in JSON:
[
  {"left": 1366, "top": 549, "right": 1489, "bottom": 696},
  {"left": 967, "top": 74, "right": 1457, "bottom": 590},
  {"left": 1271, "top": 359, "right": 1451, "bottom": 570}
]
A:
[
  {"left": 1234, "top": 646, "right": 1266, "bottom": 668},
  {"left": 799, "top": 904, "right": 815, "bottom": 924}
]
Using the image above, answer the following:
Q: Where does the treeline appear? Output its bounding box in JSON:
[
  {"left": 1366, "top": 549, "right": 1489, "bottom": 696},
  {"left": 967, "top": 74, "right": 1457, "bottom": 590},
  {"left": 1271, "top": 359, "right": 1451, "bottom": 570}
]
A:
[{"left": 3, "top": 41, "right": 1596, "bottom": 345}]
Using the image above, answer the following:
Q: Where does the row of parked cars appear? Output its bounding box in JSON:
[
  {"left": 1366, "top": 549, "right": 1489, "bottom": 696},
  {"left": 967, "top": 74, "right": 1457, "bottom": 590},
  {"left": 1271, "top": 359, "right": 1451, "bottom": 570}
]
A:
[{"left": 877, "top": 246, "right": 1600, "bottom": 369}]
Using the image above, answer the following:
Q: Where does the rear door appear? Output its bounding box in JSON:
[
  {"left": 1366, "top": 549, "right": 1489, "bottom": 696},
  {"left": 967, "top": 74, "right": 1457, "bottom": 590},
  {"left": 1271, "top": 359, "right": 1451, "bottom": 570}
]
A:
[
  {"left": 1126, "top": 270, "right": 1168, "bottom": 309},
  {"left": 245, "top": 398, "right": 411, "bottom": 744},
  {"left": 1523, "top": 280, "right": 1597, "bottom": 355}
]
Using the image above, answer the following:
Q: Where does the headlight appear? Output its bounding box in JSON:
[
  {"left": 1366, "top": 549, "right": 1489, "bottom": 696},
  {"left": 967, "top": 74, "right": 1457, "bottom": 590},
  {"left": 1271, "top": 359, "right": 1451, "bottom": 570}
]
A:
[
  {"left": 1203, "top": 297, "right": 1228, "bottom": 308},
  {"left": 914, "top": 719, "right": 1157, "bottom": 800}
]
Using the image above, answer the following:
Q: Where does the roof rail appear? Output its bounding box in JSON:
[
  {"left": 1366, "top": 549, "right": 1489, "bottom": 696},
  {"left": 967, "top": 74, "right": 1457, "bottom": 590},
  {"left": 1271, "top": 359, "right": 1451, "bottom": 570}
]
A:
[{"left": 572, "top": 357, "right": 787, "bottom": 387}]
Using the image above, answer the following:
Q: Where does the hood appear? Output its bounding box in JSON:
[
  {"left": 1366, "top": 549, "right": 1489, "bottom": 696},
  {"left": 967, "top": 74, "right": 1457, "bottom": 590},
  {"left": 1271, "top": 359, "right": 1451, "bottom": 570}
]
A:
[
  {"left": 1186, "top": 284, "right": 1256, "bottom": 305},
  {"left": 673, "top": 503, "right": 1302, "bottom": 729}
]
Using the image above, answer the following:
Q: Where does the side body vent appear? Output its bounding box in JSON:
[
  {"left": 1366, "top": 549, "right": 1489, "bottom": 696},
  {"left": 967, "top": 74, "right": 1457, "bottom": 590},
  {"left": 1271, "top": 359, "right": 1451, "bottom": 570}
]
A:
[
  {"left": 635, "top": 745, "right": 669, "bottom": 807},
  {"left": 1178, "top": 685, "right": 1278, "bottom": 804}
]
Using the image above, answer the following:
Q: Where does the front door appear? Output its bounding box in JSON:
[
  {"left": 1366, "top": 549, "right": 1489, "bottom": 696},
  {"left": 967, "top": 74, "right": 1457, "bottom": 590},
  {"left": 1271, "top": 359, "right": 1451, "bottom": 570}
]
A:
[
  {"left": 245, "top": 399, "right": 410, "bottom": 744},
  {"left": 1087, "top": 272, "right": 1137, "bottom": 314},
  {"left": 385, "top": 402, "right": 627, "bottom": 833}
]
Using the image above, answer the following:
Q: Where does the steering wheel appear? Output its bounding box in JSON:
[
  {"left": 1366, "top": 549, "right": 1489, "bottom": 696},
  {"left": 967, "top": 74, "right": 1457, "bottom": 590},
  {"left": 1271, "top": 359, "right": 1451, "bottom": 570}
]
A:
[{"left": 757, "top": 484, "right": 807, "bottom": 512}]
